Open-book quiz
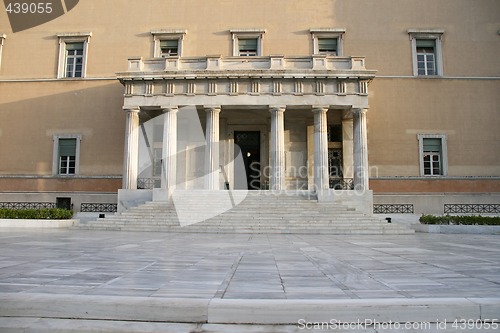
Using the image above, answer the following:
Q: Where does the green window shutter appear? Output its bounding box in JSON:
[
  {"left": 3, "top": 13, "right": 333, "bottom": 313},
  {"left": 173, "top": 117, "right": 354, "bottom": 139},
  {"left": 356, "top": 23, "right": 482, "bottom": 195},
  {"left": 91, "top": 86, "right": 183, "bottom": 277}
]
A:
[
  {"left": 59, "top": 138, "right": 77, "bottom": 157},
  {"left": 66, "top": 42, "right": 84, "bottom": 51},
  {"left": 238, "top": 38, "right": 258, "bottom": 50},
  {"left": 160, "top": 40, "right": 178, "bottom": 48},
  {"left": 416, "top": 39, "right": 435, "bottom": 48},
  {"left": 423, "top": 138, "right": 441, "bottom": 152},
  {"left": 318, "top": 38, "right": 337, "bottom": 51}
]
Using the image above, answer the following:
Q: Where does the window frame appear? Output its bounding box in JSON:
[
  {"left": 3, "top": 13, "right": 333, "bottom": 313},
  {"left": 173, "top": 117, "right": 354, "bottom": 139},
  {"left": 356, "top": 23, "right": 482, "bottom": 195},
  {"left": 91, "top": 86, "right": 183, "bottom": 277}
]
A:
[
  {"left": 230, "top": 29, "right": 266, "bottom": 57},
  {"left": 310, "top": 28, "right": 345, "bottom": 56},
  {"left": 52, "top": 134, "right": 82, "bottom": 176},
  {"left": 151, "top": 30, "right": 186, "bottom": 58},
  {"left": 408, "top": 29, "right": 444, "bottom": 77},
  {"left": 418, "top": 134, "right": 448, "bottom": 177},
  {"left": 0, "top": 34, "right": 5, "bottom": 71},
  {"left": 57, "top": 32, "right": 92, "bottom": 79}
]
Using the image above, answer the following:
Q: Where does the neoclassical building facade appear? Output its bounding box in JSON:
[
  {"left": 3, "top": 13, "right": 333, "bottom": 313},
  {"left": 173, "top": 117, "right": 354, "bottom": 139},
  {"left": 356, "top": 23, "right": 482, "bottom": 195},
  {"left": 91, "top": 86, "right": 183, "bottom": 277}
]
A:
[{"left": 0, "top": 0, "right": 498, "bottom": 215}]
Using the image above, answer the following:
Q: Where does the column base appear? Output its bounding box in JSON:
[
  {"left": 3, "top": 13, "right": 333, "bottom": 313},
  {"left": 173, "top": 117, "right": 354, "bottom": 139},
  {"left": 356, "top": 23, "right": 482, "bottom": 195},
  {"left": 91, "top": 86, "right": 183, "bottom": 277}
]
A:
[{"left": 316, "top": 189, "right": 335, "bottom": 202}]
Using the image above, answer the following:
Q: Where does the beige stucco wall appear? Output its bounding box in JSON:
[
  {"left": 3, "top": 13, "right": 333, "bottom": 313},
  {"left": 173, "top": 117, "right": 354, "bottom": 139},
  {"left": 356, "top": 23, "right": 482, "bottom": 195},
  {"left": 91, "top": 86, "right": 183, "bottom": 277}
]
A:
[
  {"left": 368, "top": 78, "right": 500, "bottom": 177},
  {"left": 0, "top": 0, "right": 498, "bottom": 193},
  {"left": 0, "top": 80, "right": 125, "bottom": 176},
  {"left": 1, "top": 0, "right": 499, "bottom": 78}
]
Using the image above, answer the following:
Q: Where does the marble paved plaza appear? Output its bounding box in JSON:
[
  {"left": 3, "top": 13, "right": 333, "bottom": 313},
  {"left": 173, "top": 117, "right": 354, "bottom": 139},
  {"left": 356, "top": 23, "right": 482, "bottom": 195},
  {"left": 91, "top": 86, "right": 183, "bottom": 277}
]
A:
[
  {"left": 0, "top": 230, "right": 499, "bottom": 299},
  {"left": 0, "top": 229, "right": 500, "bottom": 332}
]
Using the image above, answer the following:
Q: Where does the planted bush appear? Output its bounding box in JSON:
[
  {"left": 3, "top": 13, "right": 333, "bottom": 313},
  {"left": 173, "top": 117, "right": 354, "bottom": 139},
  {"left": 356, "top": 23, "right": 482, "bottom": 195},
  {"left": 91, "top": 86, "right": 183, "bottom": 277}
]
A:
[
  {"left": 419, "top": 215, "right": 500, "bottom": 226},
  {"left": 0, "top": 208, "right": 73, "bottom": 220}
]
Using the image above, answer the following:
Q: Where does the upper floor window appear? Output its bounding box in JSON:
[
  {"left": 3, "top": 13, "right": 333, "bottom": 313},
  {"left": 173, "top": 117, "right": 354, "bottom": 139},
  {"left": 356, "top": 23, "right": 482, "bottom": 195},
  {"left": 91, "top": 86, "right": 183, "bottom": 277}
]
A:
[
  {"left": 230, "top": 29, "right": 265, "bottom": 56},
  {"left": 151, "top": 30, "right": 186, "bottom": 58},
  {"left": 310, "top": 28, "right": 345, "bottom": 56},
  {"left": 53, "top": 134, "right": 82, "bottom": 176},
  {"left": 238, "top": 38, "right": 258, "bottom": 56},
  {"left": 408, "top": 29, "right": 444, "bottom": 76},
  {"left": 57, "top": 32, "right": 91, "bottom": 79},
  {"left": 0, "top": 34, "right": 5, "bottom": 71},
  {"left": 418, "top": 134, "right": 448, "bottom": 176},
  {"left": 65, "top": 42, "right": 84, "bottom": 77}
]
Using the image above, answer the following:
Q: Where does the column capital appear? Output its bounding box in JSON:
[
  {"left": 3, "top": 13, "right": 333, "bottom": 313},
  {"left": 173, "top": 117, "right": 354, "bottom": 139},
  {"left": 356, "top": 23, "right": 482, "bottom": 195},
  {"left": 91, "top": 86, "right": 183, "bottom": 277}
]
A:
[
  {"left": 204, "top": 105, "right": 221, "bottom": 113},
  {"left": 122, "top": 106, "right": 140, "bottom": 113},
  {"left": 269, "top": 105, "right": 286, "bottom": 113},
  {"left": 312, "top": 105, "right": 329, "bottom": 113},
  {"left": 160, "top": 106, "right": 178, "bottom": 113},
  {"left": 352, "top": 108, "right": 368, "bottom": 115}
]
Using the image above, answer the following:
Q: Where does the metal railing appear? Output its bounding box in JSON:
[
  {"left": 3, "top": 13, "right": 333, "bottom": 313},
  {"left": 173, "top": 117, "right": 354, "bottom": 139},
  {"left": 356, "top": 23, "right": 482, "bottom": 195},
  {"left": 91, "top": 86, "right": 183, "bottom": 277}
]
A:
[
  {"left": 80, "top": 203, "right": 117, "bottom": 213},
  {"left": 0, "top": 202, "right": 56, "bottom": 210},
  {"left": 373, "top": 204, "right": 414, "bottom": 214},
  {"left": 444, "top": 204, "right": 500, "bottom": 214},
  {"left": 137, "top": 178, "right": 160, "bottom": 189},
  {"left": 329, "top": 178, "right": 354, "bottom": 190}
]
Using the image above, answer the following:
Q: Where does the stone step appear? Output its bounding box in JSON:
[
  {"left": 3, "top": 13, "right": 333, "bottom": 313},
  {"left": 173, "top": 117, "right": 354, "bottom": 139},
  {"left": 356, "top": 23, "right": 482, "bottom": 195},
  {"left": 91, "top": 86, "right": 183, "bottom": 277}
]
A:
[{"left": 77, "top": 190, "right": 413, "bottom": 234}]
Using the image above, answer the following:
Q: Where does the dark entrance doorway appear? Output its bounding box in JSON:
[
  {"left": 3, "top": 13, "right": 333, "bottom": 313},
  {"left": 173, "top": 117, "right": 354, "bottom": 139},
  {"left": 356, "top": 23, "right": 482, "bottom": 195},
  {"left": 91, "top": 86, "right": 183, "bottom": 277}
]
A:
[{"left": 234, "top": 131, "right": 261, "bottom": 190}]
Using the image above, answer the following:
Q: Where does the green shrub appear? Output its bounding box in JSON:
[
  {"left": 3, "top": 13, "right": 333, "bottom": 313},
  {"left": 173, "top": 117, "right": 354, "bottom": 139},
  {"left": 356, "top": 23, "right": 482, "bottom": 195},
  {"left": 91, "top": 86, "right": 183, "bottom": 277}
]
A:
[
  {"left": 419, "top": 214, "right": 500, "bottom": 225},
  {"left": 0, "top": 208, "right": 73, "bottom": 220}
]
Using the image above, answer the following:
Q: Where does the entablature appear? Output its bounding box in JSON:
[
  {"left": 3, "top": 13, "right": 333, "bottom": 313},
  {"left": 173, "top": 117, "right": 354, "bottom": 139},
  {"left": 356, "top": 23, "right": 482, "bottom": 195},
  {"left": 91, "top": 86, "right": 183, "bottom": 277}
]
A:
[{"left": 117, "top": 55, "right": 375, "bottom": 108}]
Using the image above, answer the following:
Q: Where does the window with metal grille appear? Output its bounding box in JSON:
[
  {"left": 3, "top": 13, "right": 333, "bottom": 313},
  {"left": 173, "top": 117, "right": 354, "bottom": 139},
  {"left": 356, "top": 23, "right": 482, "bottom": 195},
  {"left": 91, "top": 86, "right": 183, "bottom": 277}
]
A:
[
  {"left": 160, "top": 39, "right": 179, "bottom": 57},
  {"left": 58, "top": 138, "right": 77, "bottom": 175},
  {"left": 416, "top": 39, "right": 436, "bottom": 76},
  {"left": 65, "top": 42, "right": 84, "bottom": 78},
  {"left": 238, "top": 38, "right": 258, "bottom": 56},
  {"left": 422, "top": 138, "right": 442, "bottom": 175},
  {"left": 318, "top": 38, "right": 338, "bottom": 56}
]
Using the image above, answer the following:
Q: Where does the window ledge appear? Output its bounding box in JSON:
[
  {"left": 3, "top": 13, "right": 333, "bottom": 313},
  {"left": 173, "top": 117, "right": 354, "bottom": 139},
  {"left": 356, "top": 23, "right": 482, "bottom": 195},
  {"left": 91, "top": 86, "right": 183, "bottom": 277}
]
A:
[
  {"left": 408, "top": 29, "right": 444, "bottom": 34},
  {"left": 310, "top": 28, "right": 346, "bottom": 33},
  {"left": 56, "top": 32, "right": 92, "bottom": 38}
]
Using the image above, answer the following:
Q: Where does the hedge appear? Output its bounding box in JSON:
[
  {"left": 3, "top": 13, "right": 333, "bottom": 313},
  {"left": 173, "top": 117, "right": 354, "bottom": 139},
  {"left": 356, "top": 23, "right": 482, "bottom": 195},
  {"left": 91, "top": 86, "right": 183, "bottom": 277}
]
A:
[
  {"left": 419, "top": 214, "right": 500, "bottom": 226},
  {"left": 0, "top": 208, "right": 73, "bottom": 220}
]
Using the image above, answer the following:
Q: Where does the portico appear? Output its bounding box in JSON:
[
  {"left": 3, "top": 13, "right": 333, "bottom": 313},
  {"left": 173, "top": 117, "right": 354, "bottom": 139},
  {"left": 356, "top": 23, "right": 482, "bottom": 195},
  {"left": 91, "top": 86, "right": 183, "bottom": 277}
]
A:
[{"left": 117, "top": 55, "right": 375, "bottom": 211}]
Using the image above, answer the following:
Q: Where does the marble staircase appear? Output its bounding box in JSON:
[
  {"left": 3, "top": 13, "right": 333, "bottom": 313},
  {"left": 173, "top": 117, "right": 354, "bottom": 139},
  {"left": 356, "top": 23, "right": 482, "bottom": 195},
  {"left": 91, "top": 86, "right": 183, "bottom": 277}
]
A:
[{"left": 77, "top": 190, "right": 414, "bottom": 234}]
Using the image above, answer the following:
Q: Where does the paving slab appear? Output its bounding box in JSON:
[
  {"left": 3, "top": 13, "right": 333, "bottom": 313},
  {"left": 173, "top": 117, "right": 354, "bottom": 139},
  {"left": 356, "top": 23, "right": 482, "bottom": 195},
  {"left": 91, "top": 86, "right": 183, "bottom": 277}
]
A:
[{"left": 0, "top": 229, "right": 499, "bottom": 331}]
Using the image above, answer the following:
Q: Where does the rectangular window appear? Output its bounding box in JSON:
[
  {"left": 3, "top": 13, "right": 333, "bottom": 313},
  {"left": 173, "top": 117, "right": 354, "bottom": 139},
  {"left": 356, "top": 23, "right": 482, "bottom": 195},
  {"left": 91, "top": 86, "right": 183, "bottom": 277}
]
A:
[
  {"left": 238, "top": 38, "right": 258, "bottom": 56},
  {"left": 408, "top": 29, "right": 443, "bottom": 76},
  {"left": 151, "top": 30, "right": 186, "bottom": 58},
  {"left": 318, "top": 38, "right": 338, "bottom": 56},
  {"left": 416, "top": 39, "right": 436, "bottom": 76},
  {"left": 418, "top": 134, "right": 447, "bottom": 176},
  {"left": 231, "top": 29, "right": 265, "bottom": 57},
  {"left": 310, "top": 29, "right": 345, "bottom": 56},
  {"left": 160, "top": 39, "right": 179, "bottom": 57},
  {"left": 57, "top": 32, "right": 91, "bottom": 79},
  {"left": 58, "top": 138, "right": 77, "bottom": 175},
  {"left": 422, "top": 138, "right": 442, "bottom": 175},
  {"left": 65, "top": 42, "right": 84, "bottom": 78}
]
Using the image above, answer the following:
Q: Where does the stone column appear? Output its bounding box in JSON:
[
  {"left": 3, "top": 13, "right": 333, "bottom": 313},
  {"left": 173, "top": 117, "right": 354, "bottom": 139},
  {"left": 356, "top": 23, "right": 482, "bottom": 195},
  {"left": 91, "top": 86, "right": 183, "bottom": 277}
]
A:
[
  {"left": 161, "top": 106, "right": 178, "bottom": 192},
  {"left": 204, "top": 106, "right": 221, "bottom": 190},
  {"left": 353, "top": 108, "right": 369, "bottom": 191},
  {"left": 269, "top": 106, "right": 286, "bottom": 191},
  {"left": 122, "top": 107, "right": 140, "bottom": 189},
  {"left": 312, "top": 106, "right": 329, "bottom": 192}
]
